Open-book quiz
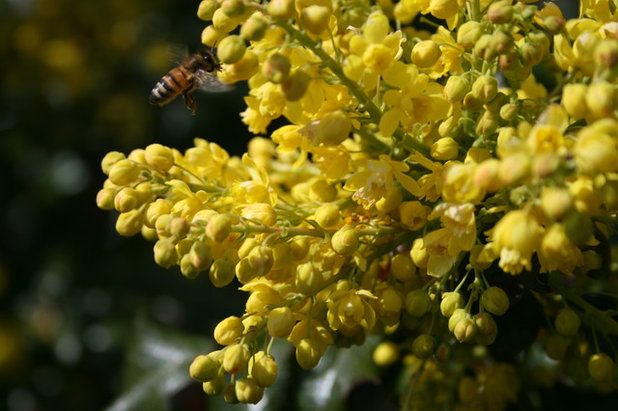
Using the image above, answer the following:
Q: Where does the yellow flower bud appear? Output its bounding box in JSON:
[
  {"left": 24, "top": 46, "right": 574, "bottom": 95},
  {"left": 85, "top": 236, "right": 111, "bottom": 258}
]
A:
[
  {"left": 168, "top": 217, "right": 189, "bottom": 239},
  {"left": 431, "top": 137, "right": 459, "bottom": 160},
  {"left": 375, "top": 187, "right": 403, "bottom": 213},
  {"left": 364, "top": 12, "right": 389, "bottom": 43},
  {"left": 595, "top": 39, "right": 618, "bottom": 69},
  {"left": 212, "top": 8, "right": 239, "bottom": 33},
  {"left": 471, "top": 75, "right": 498, "bottom": 103},
  {"left": 223, "top": 343, "right": 250, "bottom": 374},
  {"left": 585, "top": 81, "right": 616, "bottom": 118},
  {"left": 473, "top": 159, "right": 501, "bottom": 192},
  {"left": 240, "top": 13, "right": 267, "bottom": 41},
  {"left": 499, "top": 103, "right": 518, "bottom": 121},
  {"left": 588, "top": 353, "right": 615, "bottom": 382},
  {"left": 453, "top": 315, "right": 478, "bottom": 343},
  {"left": 562, "top": 83, "right": 589, "bottom": 119},
  {"left": 128, "top": 148, "right": 146, "bottom": 164},
  {"left": 491, "top": 29, "right": 513, "bottom": 54},
  {"left": 281, "top": 69, "right": 311, "bottom": 101},
  {"left": 499, "top": 152, "right": 530, "bottom": 186},
  {"left": 221, "top": 0, "right": 245, "bottom": 17},
  {"left": 271, "top": 242, "right": 292, "bottom": 269},
  {"left": 410, "top": 238, "right": 428, "bottom": 268},
  {"left": 542, "top": 15, "right": 564, "bottom": 35},
  {"left": 411, "top": 40, "right": 441, "bottom": 68},
  {"left": 487, "top": 0, "right": 513, "bottom": 24},
  {"left": 304, "top": 110, "right": 352, "bottom": 146},
  {"left": 217, "top": 35, "right": 246, "bottom": 64},
  {"left": 541, "top": 187, "right": 572, "bottom": 220},
  {"left": 331, "top": 226, "right": 359, "bottom": 255},
  {"left": 295, "top": 262, "right": 324, "bottom": 295},
  {"left": 430, "top": 0, "right": 458, "bottom": 20},
  {"left": 555, "top": 307, "right": 580, "bottom": 336},
  {"left": 476, "top": 110, "right": 499, "bottom": 136},
  {"left": 215, "top": 316, "right": 244, "bottom": 346},
  {"left": 295, "top": 338, "right": 322, "bottom": 370},
  {"left": 190, "top": 354, "right": 220, "bottom": 382},
  {"left": 440, "top": 292, "right": 464, "bottom": 317},
  {"left": 480, "top": 287, "right": 509, "bottom": 316},
  {"left": 96, "top": 188, "right": 116, "bottom": 210},
  {"left": 242, "top": 203, "right": 277, "bottom": 226},
  {"left": 203, "top": 370, "right": 225, "bottom": 395},
  {"left": 267, "top": 307, "right": 295, "bottom": 338},
  {"left": 145, "top": 199, "right": 171, "bottom": 228},
  {"left": 209, "top": 257, "right": 235, "bottom": 287},
  {"left": 390, "top": 253, "right": 416, "bottom": 282},
  {"left": 300, "top": 5, "right": 331, "bottom": 35},
  {"left": 247, "top": 245, "right": 274, "bottom": 277},
  {"left": 206, "top": 214, "right": 233, "bottom": 242},
  {"left": 314, "top": 203, "right": 340, "bottom": 228},
  {"left": 569, "top": 177, "right": 601, "bottom": 215},
  {"left": 404, "top": 289, "right": 431, "bottom": 317},
  {"left": 235, "top": 377, "right": 263, "bottom": 404},
  {"left": 189, "top": 241, "right": 212, "bottom": 271},
  {"left": 262, "top": 53, "right": 290, "bottom": 84},
  {"left": 201, "top": 25, "right": 225, "bottom": 47},
  {"left": 101, "top": 151, "right": 125, "bottom": 175},
  {"left": 474, "top": 312, "right": 497, "bottom": 345},
  {"left": 372, "top": 341, "right": 399, "bottom": 366},
  {"left": 180, "top": 254, "right": 199, "bottom": 279},
  {"left": 153, "top": 238, "right": 177, "bottom": 268},
  {"left": 109, "top": 159, "right": 140, "bottom": 185},
  {"left": 399, "top": 201, "right": 427, "bottom": 231},
  {"left": 457, "top": 21, "right": 483, "bottom": 51},
  {"left": 309, "top": 179, "right": 337, "bottom": 202},
  {"left": 144, "top": 143, "right": 174, "bottom": 172},
  {"left": 251, "top": 355, "right": 278, "bottom": 387},
  {"left": 473, "top": 34, "right": 496, "bottom": 60},
  {"left": 411, "top": 334, "right": 435, "bottom": 359},
  {"left": 574, "top": 131, "right": 618, "bottom": 175},
  {"left": 290, "top": 236, "right": 310, "bottom": 260},
  {"left": 443, "top": 76, "right": 469, "bottom": 103},
  {"left": 197, "top": 1, "right": 218, "bottom": 21},
  {"left": 116, "top": 209, "right": 143, "bottom": 237},
  {"left": 267, "top": 0, "right": 294, "bottom": 19}
]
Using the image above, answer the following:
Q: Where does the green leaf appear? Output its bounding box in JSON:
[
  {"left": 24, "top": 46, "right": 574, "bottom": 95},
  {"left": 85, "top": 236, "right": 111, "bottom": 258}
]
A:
[
  {"left": 105, "top": 317, "right": 212, "bottom": 411},
  {"left": 296, "top": 335, "right": 381, "bottom": 411}
]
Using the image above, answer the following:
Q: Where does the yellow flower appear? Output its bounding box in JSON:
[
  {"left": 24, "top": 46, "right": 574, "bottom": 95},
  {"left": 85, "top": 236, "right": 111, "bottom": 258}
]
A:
[
  {"left": 423, "top": 228, "right": 459, "bottom": 277},
  {"left": 526, "top": 125, "right": 564, "bottom": 153},
  {"left": 326, "top": 289, "right": 377, "bottom": 336},
  {"left": 491, "top": 210, "right": 543, "bottom": 275},
  {"left": 429, "top": 203, "right": 476, "bottom": 251},
  {"left": 442, "top": 162, "right": 485, "bottom": 204},
  {"left": 538, "top": 224, "right": 584, "bottom": 274}
]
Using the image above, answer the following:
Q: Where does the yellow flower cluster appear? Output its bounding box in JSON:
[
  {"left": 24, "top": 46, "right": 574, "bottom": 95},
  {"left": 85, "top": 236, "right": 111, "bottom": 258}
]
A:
[{"left": 97, "top": 0, "right": 618, "bottom": 407}]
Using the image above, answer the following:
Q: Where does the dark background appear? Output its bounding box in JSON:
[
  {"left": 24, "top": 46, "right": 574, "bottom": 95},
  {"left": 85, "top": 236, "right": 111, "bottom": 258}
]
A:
[{"left": 0, "top": 0, "right": 250, "bottom": 409}]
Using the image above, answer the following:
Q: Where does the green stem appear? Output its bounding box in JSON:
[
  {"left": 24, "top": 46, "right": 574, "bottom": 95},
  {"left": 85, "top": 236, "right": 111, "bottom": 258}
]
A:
[
  {"left": 466, "top": 0, "right": 481, "bottom": 21},
  {"left": 565, "top": 292, "right": 618, "bottom": 336},
  {"left": 230, "top": 222, "right": 398, "bottom": 239}
]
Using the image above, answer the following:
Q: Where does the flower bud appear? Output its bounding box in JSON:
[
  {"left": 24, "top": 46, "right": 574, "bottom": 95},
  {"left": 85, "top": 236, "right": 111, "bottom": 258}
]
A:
[
  {"left": 212, "top": 8, "right": 239, "bottom": 33},
  {"left": 300, "top": 5, "right": 331, "bottom": 35},
  {"left": 271, "top": 242, "right": 292, "bottom": 269},
  {"left": 555, "top": 307, "right": 580, "bottom": 336},
  {"left": 235, "top": 377, "right": 263, "bottom": 404},
  {"left": 444, "top": 76, "right": 469, "bottom": 103},
  {"left": 251, "top": 355, "right": 278, "bottom": 387},
  {"left": 410, "top": 238, "right": 428, "bottom": 268},
  {"left": 309, "top": 179, "right": 337, "bottom": 202},
  {"left": 473, "top": 34, "right": 496, "bottom": 60},
  {"left": 457, "top": 21, "right": 483, "bottom": 51},
  {"left": 209, "top": 257, "right": 236, "bottom": 287},
  {"left": 499, "top": 103, "right": 518, "bottom": 121},
  {"left": 480, "top": 286, "right": 509, "bottom": 316},
  {"left": 448, "top": 308, "right": 467, "bottom": 332},
  {"left": 376, "top": 186, "right": 403, "bottom": 213},
  {"left": 487, "top": 0, "right": 513, "bottom": 24},
  {"left": 202, "top": 371, "right": 225, "bottom": 395},
  {"left": 585, "top": 81, "right": 616, "bottom": 118},
  {"left": 190, "top": 355, "right": 220, "bottom": 382},
  {"left": 491, "top": 29, "right": 513, "bottom": 54},
  {"left": 96, "top": 188, "right": 116, "bottom": 210},
  {"left": 474, "top": 312, "right": 498, "bottom": 345},
  {"left": 215, "top": 316, "right": 244, "bottom": 346},
  {"left": 431, "top": 137, "right": 459, "bottom": 160},
  {"left": 101, "top": 151, "right": 125, "bottom": 174},
  {"left": 390, "top": 253, "right": 416, "bottom": 282},
  {"left": 562, "top": 83, "right": 588, "bottom": 119},
  {"left": 242, "top": 203, "right": 277, "bottom": 226},
  {"left": 595, "top": 39, "right": 618, "bottom": 69},
  {"left": 411, "top": 40, "right": 441, "bottom": 68},
  {"left": 180, "top": 254, "right": 200, "bottom": 279},
  {"left": 247, "top": 245, "right": 274, "bottom": 277},
  {"left": 282, "top": 70, "right": 311, "bottom": 101},
  {"left": 116, "top": 210, "right": 143, "bottom": 237},
  {"left": 221, "top": 0, "right": 245, "bottom": 17},
  {"left": 262, "top": 53, "right": 291, "bottom": 84},
  {"left": 331, "top": 226, "right": 359, "bottom": 255},
  {"left": 267, "top": 307, "right": 295, "bottom": 338},
  {"left": 429, "top": 0, "right": 458, "bottom": 20},
  {"left": 471, "top": 75, "right": 498, "bottom": 103},
  {"left": 314, "top": 203, "right": 340, "bottom": 228},
  {"left": 372, "top": 341, "right": 399, "bottom": 366},
  {"left": 304, "top": 110, "right": 352, "bottom": 146},
  {"left": 411, "top": 334, "right": 435, "bottom": 359},
  {"left": 588, "top": 353, "right": 615, "bottom": 382},
  {"left": 267, "top": 0, "right": 293, "bottom": 19},
  {"left": 453, "top": 315, "right": 478, "bottom": 343},
  {"left": 113, "top": 187, "right": 139, "bottom": 212},
  {"left": 295, "top": 262, "right": 324, "bottom": 295},
  {"left": 440, "top": 292, "right": 464, "bottom": 317},
  {"left": 206, "top": 214, "right": 233, "bottom": 242},
  {"left": 197, "top": 1, "right": 218, "bottom": 21},
  {"left": 542, "top": 15, "right": 564, "bottom": 35},
  {"left": 109, "top": 159, "right": 140, "bottom": 185},
  {"left": 296, "top": 338, "right": 322, "bottom": 370},
  {"left": 541, "top": 187, "right": 572, "bottom": 220},
  {"left": 290, "top": 236, "right": 310, "bottom": 260},
  {"left": 201, "top": 25, "right": 225, "bottom": 47},
  {"left": 144, "top": 143, "right": 174, "bottom": 171},
  {"left": 240, "top": 13, "right": 267, "bottom": 41},
  {"left": 404, "top": 289, "right": 431, "bottom": 317},
  {"left": 154, "top": 238, "right": 177, "bottom": 268},
  {"left": 169, "top": 217, "right": 189, "bottom": 238},
  {"left": 520, "top": 42, "right": 544, "bottom": 66},
  {"left": 217, "top": 35, "right": 246, "bottom": 64},
  {"left": 190, "top": 241, "right": 213, "bottom": 271},
  {"left": 223, "top": 343, "right": 250, "bottom": 374},
  {"left": 235, "top": 258, "right": 255, "bottom": 284},
  {"left": 476, "top": 110, "right": 499, "bottom": 136},
  {"left": 563, "top": 211, "right": 593, "bottom": 246}
]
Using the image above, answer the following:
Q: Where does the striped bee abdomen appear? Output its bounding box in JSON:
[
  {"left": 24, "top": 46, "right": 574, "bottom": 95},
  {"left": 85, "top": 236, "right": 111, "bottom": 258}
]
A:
[{"left": 149, "top": 68, "right": 190, "bottom": 106}]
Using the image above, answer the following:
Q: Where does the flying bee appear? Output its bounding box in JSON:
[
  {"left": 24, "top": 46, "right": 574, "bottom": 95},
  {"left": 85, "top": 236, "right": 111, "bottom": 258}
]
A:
[{"left": 149, "top": 48, "right": 229, "bottom": 115}]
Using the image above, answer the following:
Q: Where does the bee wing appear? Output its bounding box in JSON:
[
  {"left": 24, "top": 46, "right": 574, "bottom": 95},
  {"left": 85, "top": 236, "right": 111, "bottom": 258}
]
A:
[
  {"left": 195, "top": 69, "right": 234, "bottom": 93},
  {"left": 168, "top": 43, "right": 190, "bottom": 64}
]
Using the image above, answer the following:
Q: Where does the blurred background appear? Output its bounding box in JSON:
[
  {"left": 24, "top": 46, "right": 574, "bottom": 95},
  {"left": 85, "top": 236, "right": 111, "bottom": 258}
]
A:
[
  {"left": 0, "top": 0, "right": 251, "bottom": 409},
  {"left": 0, "top": 0, "right": 593, "bottom": 410}
]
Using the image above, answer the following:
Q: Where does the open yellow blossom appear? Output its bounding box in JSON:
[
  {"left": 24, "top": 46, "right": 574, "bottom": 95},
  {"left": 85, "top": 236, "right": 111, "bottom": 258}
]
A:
[
  {"left": 491, "top": 210, "right": 543, "bottom": 275},
  {"left": 538, "top": 224, "right": 584, "bottom": 274}
]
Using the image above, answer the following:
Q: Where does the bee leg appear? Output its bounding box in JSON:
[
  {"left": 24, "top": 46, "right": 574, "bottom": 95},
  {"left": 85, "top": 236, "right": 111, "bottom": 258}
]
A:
[{"left": 182, "top": 90, "right": 197, "bottom": 115}]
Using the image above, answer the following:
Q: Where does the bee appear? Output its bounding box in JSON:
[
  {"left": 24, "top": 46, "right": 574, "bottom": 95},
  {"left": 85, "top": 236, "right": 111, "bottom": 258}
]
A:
[{"left": 149, "top": 48, "right": 228, "bottom": 115}]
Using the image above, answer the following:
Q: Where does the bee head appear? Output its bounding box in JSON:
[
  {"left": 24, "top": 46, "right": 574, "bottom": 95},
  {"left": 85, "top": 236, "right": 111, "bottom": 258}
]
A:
[{"left": 196, "top": 49, "right": 221, "bottom": 72}]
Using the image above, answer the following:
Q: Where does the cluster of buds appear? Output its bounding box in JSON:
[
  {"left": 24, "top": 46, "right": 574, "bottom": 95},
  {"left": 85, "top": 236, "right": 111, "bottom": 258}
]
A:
[{"left": 98, "top": 0, "right": 618, "bottom": 408}]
